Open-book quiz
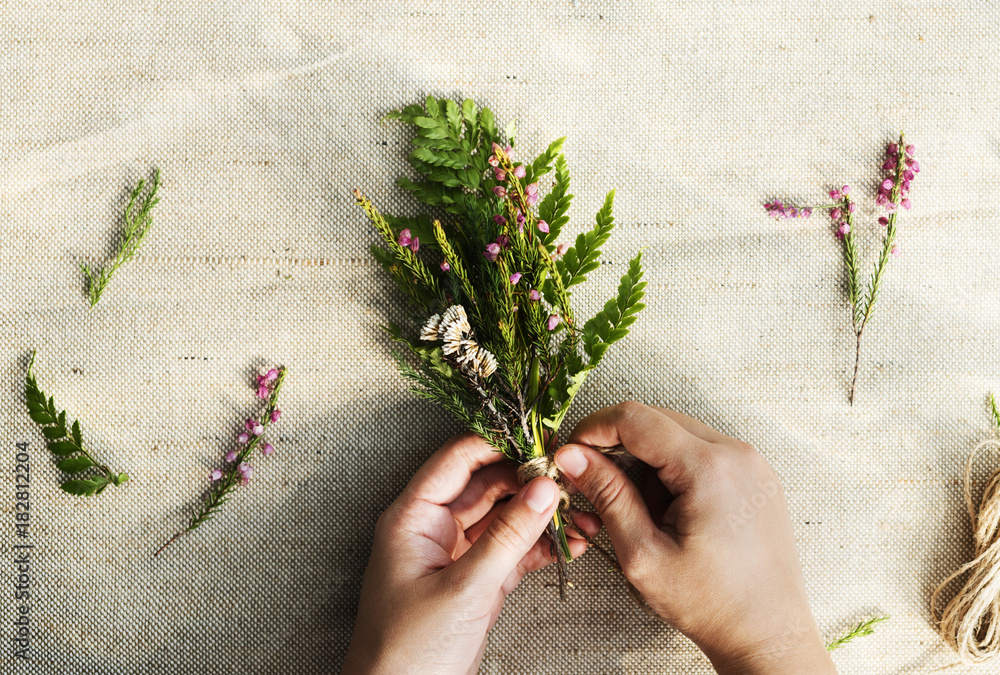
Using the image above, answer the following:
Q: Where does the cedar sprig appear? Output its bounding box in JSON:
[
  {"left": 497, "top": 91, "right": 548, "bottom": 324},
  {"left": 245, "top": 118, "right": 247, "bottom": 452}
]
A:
[
  {"left": 764, "top": 134, "right": 919, "bottom": 404},
  {"left": 81, "top": 170, "right": 161, "bottom": 308},
  {"left": 825, "top": 615, "right": 889, "bottom": 651},
  {"left": 156, "top": 367, "right": 286, "bottom": 556},
  {"left": 355, "top": 97, "right": 647, "bottom": 579},
  {"left": 24, "top": 351, "right": 129, "bottom": 496}
]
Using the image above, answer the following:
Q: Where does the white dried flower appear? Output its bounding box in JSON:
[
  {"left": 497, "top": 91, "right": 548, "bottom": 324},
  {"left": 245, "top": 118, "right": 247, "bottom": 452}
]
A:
[
  {"left": 420, "top": 314, "right": 442, "bottom": 341},
  {"left": 456, "top": 339, "right": 480, "bottom": 365},
  {"left": 477, "top": 349, "right": 499, "bottom": 378},
  {"left": 439, "top": 305, "right": 469, "bottom": 337}
]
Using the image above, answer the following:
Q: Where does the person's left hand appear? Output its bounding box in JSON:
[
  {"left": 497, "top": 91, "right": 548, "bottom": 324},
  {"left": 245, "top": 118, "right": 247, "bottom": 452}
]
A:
[{"left": 341, "top": 433, "right": 600, "bottom": 675}]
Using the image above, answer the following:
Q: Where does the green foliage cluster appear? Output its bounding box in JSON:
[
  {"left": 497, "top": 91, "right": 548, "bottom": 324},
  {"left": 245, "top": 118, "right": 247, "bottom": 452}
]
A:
[
  {"left": 81, "top": 170, "right": 161, "bottom": 307},
  {"left": 356, "top": 96, "right": 647, "bottom": 561},
  {"left": 24, "top": 351, "right": 129, "bottom": 496}
]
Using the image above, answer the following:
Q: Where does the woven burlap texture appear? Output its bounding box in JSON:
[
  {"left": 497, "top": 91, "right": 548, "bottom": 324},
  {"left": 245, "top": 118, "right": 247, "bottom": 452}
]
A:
[{"left": 3, "top": 1, "right": 1000, "bottom": 673}]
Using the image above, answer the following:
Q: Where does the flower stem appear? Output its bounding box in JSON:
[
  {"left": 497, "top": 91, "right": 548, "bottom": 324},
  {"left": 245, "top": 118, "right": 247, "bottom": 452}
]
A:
[{"left": 849, "top": 329, "right": 864, "bottom": 405}]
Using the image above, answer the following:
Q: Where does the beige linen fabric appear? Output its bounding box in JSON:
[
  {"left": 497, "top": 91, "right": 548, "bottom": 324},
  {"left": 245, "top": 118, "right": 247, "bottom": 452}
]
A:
[{"left": 3, "top": 1, "right": 1000, "bottom": 673}]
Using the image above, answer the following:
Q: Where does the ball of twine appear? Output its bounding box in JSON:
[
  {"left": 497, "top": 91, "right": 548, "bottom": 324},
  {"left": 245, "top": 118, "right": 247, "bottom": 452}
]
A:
[{"left": 932, "top": 439, "right": 1000, "bottom": 664}]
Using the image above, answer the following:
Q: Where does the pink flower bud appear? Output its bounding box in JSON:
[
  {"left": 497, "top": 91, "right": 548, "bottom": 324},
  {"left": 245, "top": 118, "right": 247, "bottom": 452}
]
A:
[
  {"left": 910, "top": 160, "right": 920, "bottom": 173},
  {"left": 487, "top": 155, "right": 499, "bottom": 167},
  {"left": 847, "top": 202, "right": 856, "bottom": 213},
  {"left": 903, "top": 170, "right": 914, "bottom": 181},
  {"left": 529, "top": 289, "right": 541, "bottom": 301},
  {"left": 888, "top": 142, "right": 898, "bottom": 155},
  {"left": 510, "top": 272, "right": 522, "bottom": 285},
  {"left": 270, "top": 409, "right": 282, "bottom": 423},
  {"left": 556, "top": 242, "right": 570, "bottom": 255},
  {"left": 494, "top": 215, "right": 507, "bottom": 225},
  {"left": 410, "top": 237, "right": 420, "bottom": 252},
  {"left": 536, "top": 220, "right": 549, "bottom": 233},
  {"left": 265, "top": 369, "right": 279, "bottom": 383},
  {"left": 525, "top": 182, "right": 539, "bottom": 195},
  {"left": 483, "top": 243, "right": 501, "bottom": 262},
  {"left": 881, "top": 178, "right": 894, "bottom": 190},
  {"left": 841, "top": 185, "right": 851, "bottom": 195},
  {"left": 237, "top": 433, "right": 250, "bottom": 444},
  {"left": 513, "top": 165, "right": 526, "bottom": 178},
  {"left": 398, "top": 228, "right": 412, "bottom": 247},
  {"left": 525, "top": 192, "right": 539, "bottom": 207},
  {"left": 440, "top": 261, "right": 450, "bottom": 272},
  {"left": 801, "top": 207, "right": 813, "bottom": 218},
  {"left": 492, "top": 186, "right": 507, "bottom": 198},
  {"left": 829, "top": 189, "right": 841, "bottom": 200},
  {"left": 246, "top": 418, "right": 264, "bottom": 436},
  {"left": 891, "top": 244, "right": 900, "bottom": 257},
  {"left": 901, "top": 198, "right": 911, "bottom": 210},
  {"left": 256, "top": 385, "right": 270, "bottom": 400},
  {"left": 830, "top": 208, "right": 842, "bottom": 220},
  {"left": 905, "top": 144, "right": 915, "bottom": 156},
  {"left": 496, "top": 234, "right": 511, "bottom": 249},
  {"left": 878, "top": 216, "right": 889, "bottom": 227},
  {"left": 262, "top": 443, "right": 274, "bottom": 456},
  {"left": 491, "top": 142, "right": 505, "bottom": 157},
  {"left": 547, "top": 314, "right": 561, "bottom": 331},
  {"left": 885, "top": 202, "right": 897, "bottom": 213},
  {"left": 504, "top": 145, "right": 513, "bottom": 155},
  {"left": 226, "top": 450, "right": 238, "bottom": 462},
  {"left": 210, "top": 469, "right": 223, "bottom": 481},
  {"left": 238, "top": 463, "right": 253, "bottom": 479},
  {"left": 882, "top": 158, "right": 896, "bottom": 171},
  {"left": 494, "top": 168, "right": 506, "bottom": 181}
]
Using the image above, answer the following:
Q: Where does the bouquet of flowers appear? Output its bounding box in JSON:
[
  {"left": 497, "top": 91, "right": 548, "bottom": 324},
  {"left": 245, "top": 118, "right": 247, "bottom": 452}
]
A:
[{"left": 354, "top": 97, "right": 646, "bottom": 589}]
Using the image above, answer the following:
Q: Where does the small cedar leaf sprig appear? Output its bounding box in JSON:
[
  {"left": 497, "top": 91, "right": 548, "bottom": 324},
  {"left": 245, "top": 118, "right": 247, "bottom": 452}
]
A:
[
  {"left": 825, "top": 615, "right": 889, "bottom": 651},
  {"left": 81, "top": 170, "right": 161, "bottom": 307},
  {"left": 355, "top": 96, "right": 647, "bottom": 588},
  {"left": 765, "top": 134, "right": 919, "bottom": 404},
  {"left": 156, "top": 367, "right": 285, "bottom": 555},
  {"left": 24, "top": 351, "right": 129, "bottom": 496}
]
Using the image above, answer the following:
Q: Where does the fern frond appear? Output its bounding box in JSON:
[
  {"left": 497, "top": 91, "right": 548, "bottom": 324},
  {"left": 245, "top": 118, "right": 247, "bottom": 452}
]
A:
[
  {"left": 24, "top": 351, "right": 128, "bottom": 495},
  {"left": 557, "top": 189, "right": 616, "bottom": 290},
  {"left": 583, "top": 251, "right": 646, "bottom": 367},
  {"left": 538, "top": 154, "right": 573, "bottom": 247}
]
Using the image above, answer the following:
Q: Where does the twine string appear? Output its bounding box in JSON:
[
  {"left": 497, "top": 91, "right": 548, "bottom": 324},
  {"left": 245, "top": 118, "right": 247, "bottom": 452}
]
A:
[
  {"left": 515, "top": 444, "right": 632, "bottom": 510},
  {"left": 932, "top": 439, "right": 1000, "bottom": 664}
]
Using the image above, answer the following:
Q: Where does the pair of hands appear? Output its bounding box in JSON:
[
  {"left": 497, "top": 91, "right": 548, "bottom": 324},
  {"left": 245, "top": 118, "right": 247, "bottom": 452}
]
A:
[{"left": 341, "top": 402, "right": 835, "bottom": 674}]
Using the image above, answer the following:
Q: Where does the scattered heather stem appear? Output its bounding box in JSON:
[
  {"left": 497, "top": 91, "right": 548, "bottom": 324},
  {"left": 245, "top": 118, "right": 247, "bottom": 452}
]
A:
[{"left": 156, "top": 367, "right": 286, "bottom": 556}]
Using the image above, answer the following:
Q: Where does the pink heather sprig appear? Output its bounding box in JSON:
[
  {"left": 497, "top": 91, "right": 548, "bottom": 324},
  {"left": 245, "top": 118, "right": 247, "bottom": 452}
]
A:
[
  {"left": 486, "top": 142, "right": 577, "bottom": 337},
  {"left": 156, "top": 366, "right": 287, "bottom": 556},
  {"left": 763, "top": 134, "right": 918, "bottom": 404}
]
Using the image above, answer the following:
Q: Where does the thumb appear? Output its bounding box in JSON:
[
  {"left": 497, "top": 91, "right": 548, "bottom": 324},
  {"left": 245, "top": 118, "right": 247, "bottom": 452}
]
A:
[
  {"left": 554, "top": 444, "right": 660, "bottom": 562},
  {"left": 450, "top": 477, "right": 560, "bottom": 589}
]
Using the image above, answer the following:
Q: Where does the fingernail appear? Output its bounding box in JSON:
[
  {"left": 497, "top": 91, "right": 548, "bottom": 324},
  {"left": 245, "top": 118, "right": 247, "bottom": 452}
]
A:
[
  {"left": 524, "top": 479, "right": 556, "bottom": 513},
  {"left": 555, "top": 447, "right": 588, "bottom": 478}
]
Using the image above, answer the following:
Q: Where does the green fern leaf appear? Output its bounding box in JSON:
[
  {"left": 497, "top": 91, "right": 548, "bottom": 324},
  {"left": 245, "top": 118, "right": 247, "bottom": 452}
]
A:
[
  {"left": 538, "top": 154, "right": 573, "bottom": 247},
  {"left": 557, "top": 189, "right": 616, "bottom": 290},
  {"left": 583, "top": 251, "right": 646, "bottom": 367},
  {"left": 24, "top": 351, "right": 128, "bottom": 496}
]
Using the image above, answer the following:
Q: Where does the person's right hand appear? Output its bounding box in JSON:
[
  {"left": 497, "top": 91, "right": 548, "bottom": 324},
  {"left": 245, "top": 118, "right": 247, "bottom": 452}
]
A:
[{"left": 554, "top": 402, "right": 836, "bottom": 674}]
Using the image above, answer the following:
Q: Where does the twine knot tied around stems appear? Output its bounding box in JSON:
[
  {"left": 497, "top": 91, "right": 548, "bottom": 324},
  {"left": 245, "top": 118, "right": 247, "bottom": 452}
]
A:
[{"left": 516, "top": 445, "right": 632, "bottom": 511}]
